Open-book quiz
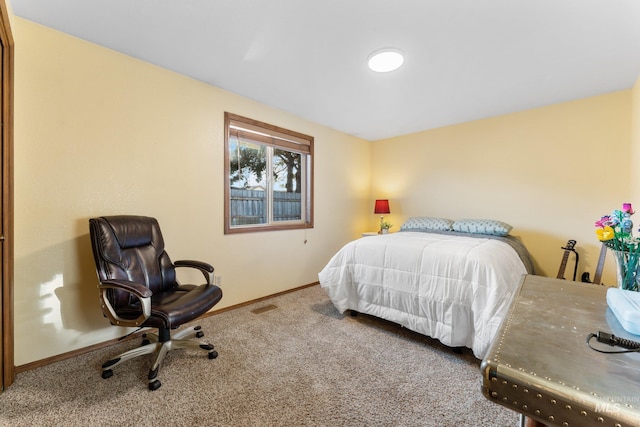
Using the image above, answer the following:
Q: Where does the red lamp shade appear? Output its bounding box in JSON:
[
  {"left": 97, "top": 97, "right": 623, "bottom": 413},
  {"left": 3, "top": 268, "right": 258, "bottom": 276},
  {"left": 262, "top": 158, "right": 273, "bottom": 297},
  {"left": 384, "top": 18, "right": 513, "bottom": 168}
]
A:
[{"left": 374, "top": 199, "right": 391, "bottom": 214}]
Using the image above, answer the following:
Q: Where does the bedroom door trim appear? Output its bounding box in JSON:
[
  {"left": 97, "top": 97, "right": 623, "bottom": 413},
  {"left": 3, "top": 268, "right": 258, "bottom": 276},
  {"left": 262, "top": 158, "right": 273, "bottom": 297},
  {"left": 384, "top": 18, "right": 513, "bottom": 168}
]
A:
[{"left": 0, "top": 0, "right": 14, "bottom": 393}]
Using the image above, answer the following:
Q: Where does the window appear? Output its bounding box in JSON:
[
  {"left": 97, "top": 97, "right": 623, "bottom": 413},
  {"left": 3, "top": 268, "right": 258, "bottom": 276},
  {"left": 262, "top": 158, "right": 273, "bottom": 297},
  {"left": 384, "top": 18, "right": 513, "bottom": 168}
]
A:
[{"left": 224, "top": 112, "right": 314, "bottom": 234}]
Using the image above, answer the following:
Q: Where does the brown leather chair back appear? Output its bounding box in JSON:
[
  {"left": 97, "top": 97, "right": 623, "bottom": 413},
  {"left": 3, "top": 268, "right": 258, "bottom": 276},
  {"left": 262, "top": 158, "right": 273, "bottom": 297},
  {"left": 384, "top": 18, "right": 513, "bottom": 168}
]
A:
[{"left": 89, "top": 215, "right": 177, "bottom": 310}]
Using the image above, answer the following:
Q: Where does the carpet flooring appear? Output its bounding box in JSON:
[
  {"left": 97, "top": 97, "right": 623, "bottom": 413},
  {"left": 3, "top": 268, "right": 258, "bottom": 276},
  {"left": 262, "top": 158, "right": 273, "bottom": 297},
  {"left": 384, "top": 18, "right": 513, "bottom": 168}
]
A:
[{"left": 0, "top": 284, "right": 518, "bottom": 426}]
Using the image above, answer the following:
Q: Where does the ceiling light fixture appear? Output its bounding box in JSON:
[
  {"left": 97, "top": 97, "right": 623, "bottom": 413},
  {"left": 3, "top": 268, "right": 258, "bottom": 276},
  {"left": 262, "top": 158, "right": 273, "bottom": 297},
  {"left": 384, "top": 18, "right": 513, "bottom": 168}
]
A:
[{"left": 367, "top": 49, "right": 404, "bottom": 73}]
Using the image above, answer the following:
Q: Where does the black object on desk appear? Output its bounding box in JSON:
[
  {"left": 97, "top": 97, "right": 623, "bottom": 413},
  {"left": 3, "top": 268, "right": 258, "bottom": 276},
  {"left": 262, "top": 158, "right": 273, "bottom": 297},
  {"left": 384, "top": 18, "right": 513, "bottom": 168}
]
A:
[{"left": 481, "top": 274, "right": 640, "bottom": 427}]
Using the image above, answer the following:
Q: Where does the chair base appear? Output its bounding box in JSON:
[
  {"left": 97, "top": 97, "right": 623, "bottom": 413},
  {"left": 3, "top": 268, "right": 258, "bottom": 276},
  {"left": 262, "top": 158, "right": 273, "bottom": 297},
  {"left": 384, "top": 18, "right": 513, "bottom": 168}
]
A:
[{"left": 101, "top": 324, "right": 217, "bottom": 390}]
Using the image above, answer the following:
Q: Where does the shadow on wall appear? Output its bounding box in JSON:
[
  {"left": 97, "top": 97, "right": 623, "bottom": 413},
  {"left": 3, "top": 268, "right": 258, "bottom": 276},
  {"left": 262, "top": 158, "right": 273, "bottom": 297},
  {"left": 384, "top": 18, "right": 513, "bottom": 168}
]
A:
[{"left": 14, "top": 231, "right": 112, "bottom": 362}]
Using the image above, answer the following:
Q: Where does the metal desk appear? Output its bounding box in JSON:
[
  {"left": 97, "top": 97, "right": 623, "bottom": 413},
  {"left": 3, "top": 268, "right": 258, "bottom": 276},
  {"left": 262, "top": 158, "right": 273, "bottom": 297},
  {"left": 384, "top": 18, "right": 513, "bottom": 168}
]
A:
[{"left": 481, "top": 275, "right": 640, "bottom": 427}]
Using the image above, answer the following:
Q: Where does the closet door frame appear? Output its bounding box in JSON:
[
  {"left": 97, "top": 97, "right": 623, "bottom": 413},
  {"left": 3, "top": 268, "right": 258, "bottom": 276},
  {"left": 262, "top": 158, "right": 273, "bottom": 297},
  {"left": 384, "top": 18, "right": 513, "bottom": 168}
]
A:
[{"left": 0, "top": 0, "right": 14, "bottom": 392}]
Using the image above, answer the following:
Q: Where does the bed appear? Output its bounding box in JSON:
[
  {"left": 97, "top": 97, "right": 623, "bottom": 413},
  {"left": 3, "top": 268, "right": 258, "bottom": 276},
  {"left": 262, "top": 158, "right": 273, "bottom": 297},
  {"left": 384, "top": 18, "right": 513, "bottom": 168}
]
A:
[{"left": 318, "top": 217, "right": 535, "bottom": 359}]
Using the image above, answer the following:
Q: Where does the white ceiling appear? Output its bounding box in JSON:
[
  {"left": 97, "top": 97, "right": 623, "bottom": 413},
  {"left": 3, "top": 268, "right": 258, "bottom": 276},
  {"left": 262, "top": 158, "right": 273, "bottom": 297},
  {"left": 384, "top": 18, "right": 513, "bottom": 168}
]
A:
[{"left": 11, "top": 0, "right": 640, "bottom": 140}]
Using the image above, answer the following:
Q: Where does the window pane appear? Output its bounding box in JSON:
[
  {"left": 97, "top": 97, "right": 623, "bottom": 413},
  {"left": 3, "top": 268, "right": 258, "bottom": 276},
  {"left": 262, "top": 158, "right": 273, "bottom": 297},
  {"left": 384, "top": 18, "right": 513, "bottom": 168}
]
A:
[
  {"left": 229, "top": 137, "right": 267, "bottom": 225},
  {"left": 273, "top": 148, "right": 302, "bottom": 222}
]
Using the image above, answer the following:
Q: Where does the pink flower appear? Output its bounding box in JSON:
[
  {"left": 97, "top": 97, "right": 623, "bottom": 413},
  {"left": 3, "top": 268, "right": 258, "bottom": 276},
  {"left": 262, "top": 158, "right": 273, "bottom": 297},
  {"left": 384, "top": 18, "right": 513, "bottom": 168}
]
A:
[
  {"left": 595, "top": 216, "right": 612, "bottom": 228},
  {"left": 623, "top": 203, "right": 635, "bottom": 215}
]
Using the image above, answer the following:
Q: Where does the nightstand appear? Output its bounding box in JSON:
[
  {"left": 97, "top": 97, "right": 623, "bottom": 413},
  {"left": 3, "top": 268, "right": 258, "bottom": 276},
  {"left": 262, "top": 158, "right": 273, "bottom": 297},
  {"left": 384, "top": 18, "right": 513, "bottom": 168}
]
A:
[{"left": 361, "top": 232, "right": 380, "bottom": 237}]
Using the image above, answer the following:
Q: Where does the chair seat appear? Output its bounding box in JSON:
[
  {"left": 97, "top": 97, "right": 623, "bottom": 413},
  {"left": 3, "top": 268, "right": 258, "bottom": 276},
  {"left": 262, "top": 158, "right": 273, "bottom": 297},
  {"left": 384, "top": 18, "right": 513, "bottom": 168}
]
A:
[{"left": 146, "top": 285, "right": 223, "bottom": 329}]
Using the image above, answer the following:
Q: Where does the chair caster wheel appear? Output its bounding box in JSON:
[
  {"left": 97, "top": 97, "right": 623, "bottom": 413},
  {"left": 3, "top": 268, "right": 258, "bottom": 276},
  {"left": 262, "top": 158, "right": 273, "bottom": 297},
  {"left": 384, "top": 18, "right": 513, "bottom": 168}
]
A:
[
  {"left": 102, "top": 369, "right": 113, "bottom": 379},
  {"left": 196, "top": 331, "right": 204, "bottom": 338},
  {"left": 149, "top": 380, "right": 162, "bottom": 390},
  {"left": 208, "top": 350, "right": 218, "bottom": 359}
]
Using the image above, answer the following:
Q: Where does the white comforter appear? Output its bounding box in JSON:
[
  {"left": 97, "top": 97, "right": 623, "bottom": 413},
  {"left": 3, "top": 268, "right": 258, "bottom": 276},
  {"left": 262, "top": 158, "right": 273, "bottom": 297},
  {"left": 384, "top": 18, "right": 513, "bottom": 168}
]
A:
[{"left": 318, "top": 232, "right": 528, "bottom": 359}]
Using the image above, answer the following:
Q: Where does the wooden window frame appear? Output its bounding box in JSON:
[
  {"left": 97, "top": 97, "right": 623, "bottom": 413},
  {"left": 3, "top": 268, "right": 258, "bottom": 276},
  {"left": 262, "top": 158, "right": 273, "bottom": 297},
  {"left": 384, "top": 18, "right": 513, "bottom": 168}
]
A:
[{"left": 224, "top": 112, "right": 314, "bottom": 234}]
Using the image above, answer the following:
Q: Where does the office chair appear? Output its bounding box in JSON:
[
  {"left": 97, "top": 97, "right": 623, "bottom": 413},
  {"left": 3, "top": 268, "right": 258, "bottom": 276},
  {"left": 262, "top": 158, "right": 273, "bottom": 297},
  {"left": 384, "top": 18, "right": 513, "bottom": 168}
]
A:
[{"left": 89, "top": 215, "right": 223, "bottom": 390}]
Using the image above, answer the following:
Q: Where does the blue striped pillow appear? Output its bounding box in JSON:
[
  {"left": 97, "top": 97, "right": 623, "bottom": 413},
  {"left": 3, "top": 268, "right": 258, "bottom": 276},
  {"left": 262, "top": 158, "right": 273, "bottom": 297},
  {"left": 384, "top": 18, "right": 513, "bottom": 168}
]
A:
[
  {"left": 400, "top": 217, "right": 453, "bottom": 232},
  {"left": 452, "top": 219, "right": 512, "bottom": 236}
]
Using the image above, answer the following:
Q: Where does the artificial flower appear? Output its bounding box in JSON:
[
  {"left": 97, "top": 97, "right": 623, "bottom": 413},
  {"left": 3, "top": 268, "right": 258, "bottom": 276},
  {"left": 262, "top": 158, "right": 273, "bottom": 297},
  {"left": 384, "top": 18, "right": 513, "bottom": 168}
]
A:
[
  {"left": 596, "top": 226, "right": 615, "bottom": 241},
  {"left": 595, "top": 203, "right": 640, "bottom": 291},
  {"left": 595, "top": 203, "right": 638, "bottom": 250},
  {"left": 594, "top": 216, "right": 611, "bottom": 228}
]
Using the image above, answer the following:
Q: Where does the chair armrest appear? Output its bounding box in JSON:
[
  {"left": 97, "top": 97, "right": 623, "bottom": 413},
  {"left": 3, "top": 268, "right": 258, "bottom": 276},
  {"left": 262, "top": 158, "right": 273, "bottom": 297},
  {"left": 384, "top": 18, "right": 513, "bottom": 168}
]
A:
[
  {"left": 174, "top": 260, "right": 215, "bottom": 284},
  {"left": 101, "top": 279, "right": 153, "bottom": 298},
  {"left": 99, "top": 279, "right": 152, "bottom": 327}
]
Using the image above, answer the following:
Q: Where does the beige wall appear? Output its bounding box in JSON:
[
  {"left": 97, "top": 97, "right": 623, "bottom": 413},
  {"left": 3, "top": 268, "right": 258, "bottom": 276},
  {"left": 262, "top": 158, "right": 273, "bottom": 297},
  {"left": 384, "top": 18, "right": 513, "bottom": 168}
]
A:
[
  {"left": 371, "top": 91, "right": 632, "bottom": 283},
  {"left": 12, "top": 18, "right": 371, "bottom": 365}
]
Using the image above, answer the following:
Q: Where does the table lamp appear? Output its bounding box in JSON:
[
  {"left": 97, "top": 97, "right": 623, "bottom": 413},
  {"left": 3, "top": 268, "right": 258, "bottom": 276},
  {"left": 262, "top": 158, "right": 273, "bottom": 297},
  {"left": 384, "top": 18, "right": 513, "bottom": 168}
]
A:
[{"left": 374, "top": 199, "right": 391, "bottom": 234}]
